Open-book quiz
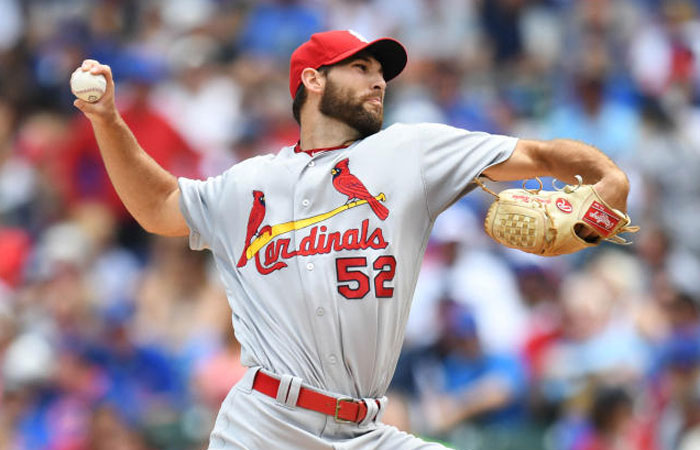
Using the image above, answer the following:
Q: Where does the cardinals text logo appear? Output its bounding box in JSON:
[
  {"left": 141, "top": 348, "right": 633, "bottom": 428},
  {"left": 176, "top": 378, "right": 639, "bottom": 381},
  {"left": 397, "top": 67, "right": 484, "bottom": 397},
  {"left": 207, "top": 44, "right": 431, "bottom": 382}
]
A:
[{"left": 238, "top": 158, "right": 390, "bottom": 275}]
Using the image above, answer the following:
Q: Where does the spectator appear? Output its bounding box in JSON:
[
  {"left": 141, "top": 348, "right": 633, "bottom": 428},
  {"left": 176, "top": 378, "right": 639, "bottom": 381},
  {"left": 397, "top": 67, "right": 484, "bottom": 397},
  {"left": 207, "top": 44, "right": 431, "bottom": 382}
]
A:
[
  {"left": 236, "top": 0, "right": 323, "bottom": 61},
  {"left": 132, "top": 236, "right": 230, "bottom": 378},
  {"left": 537, "top": 274, "right": 648, "bottom": 411},
  {"left": 542, "top": 48, "right": 641, "bottom": 164},
  {"left": 152, "top": 34, "right": 243, "bottom": 177},
  {"left": 418, "top": 301, "right": 528, "bottom": 444},
  {"left": 86, "top": 404, "right": 149, "bottom": 450},
  {"left": 551, "top": 385, "right": 639, "bottom": 450},
  {"left": 86, "top": 305, "right": 184, "bottom": 431}
]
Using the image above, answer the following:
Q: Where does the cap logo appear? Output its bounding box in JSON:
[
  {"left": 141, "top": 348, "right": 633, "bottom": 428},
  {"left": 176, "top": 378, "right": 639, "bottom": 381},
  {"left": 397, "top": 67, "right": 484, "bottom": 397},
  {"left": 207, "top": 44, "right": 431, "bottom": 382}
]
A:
[{"left": 347, "top": 29, "right": 369, "bottom": 43}]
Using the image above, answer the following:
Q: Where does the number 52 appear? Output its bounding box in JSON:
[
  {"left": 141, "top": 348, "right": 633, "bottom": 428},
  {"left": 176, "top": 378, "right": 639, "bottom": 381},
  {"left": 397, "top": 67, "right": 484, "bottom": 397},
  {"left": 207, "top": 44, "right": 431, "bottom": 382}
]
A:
[{"left": 335, "top": 256, "right": 396, "bottom": 300}]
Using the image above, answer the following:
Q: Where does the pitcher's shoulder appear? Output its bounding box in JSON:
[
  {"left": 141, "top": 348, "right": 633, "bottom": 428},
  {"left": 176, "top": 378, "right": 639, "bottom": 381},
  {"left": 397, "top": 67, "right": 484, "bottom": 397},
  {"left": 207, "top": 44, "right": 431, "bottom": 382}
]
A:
[
  {"left": 377, "top": 122, "right": 461, "bottom": 139},
  {"left": 379, "top": 122, "right": 413, "bottom": 136},
  {"left": 231, "top": 153, "right": 276, "bottom": 171}
]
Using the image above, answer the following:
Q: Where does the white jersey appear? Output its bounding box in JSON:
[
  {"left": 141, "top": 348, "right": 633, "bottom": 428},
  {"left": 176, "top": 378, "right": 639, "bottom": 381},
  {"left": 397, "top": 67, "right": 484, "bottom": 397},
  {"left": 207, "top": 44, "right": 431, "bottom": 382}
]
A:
[{"left": 178, "top": 122, "right": 517, "bottom": 399}]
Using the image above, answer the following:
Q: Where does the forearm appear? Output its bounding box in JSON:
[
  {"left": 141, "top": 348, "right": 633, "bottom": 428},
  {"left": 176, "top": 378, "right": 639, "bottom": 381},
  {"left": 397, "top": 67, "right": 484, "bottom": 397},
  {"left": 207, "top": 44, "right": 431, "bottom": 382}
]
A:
[
  {"left": 536, "top": 139, "right": 627, "bottom": 186},
  {"left": 451, "top": 382, "right": 511, "bottom": 422},
  {"left": 427, "top": 379, "right": 513, "bottom": 433},
  {"left": 485, "top": 138, "right": 631, "bottom": 212},
  {"left": 537, "top": 139, "right": 630, "bottom": 212},
  {"left": 91, "top": 114, "right": 183, "bottom": 234}
]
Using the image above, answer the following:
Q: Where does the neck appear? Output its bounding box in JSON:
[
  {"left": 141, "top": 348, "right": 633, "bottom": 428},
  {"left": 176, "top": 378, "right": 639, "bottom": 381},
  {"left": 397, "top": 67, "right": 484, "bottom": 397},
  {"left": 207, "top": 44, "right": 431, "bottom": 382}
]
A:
[{"left": 299, "top": 114, "right": 360, "bottom": 151}]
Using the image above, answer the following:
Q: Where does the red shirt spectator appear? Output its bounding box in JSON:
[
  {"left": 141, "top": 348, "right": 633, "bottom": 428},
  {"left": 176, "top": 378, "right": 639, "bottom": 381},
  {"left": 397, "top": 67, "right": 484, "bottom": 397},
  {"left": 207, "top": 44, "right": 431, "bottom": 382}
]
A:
[{"left": 62, "top": 90, "right": 201, "bottom": 219}]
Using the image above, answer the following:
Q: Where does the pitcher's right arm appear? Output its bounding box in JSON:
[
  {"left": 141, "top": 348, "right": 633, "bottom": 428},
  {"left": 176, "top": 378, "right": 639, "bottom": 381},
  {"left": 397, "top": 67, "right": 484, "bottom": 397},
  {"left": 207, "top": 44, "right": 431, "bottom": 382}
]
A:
[{"left": 73, "top": 60, "right": 189, "bottom": 237}]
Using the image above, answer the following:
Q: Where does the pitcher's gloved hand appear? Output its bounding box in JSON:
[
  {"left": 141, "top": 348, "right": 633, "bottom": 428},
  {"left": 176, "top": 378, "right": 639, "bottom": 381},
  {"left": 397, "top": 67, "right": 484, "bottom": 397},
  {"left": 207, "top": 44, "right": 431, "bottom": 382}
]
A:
[{"left": 475, "top": 176, "right": 639, "bottom": 257}]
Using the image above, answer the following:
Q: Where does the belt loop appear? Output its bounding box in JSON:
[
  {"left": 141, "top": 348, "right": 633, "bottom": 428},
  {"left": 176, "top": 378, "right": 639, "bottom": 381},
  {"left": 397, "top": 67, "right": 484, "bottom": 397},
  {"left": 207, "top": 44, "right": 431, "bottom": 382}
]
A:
[
  {"left": 275, "top": 374, "right": 303, "bottom": 408},
  {"left": 238, "top": 367, "right": 261, "bottom": 393},
  {"left": 285, "top": 376, "right": 303, "bottom": 408},
  {"left": 358, "top": 398, "right": 379, "bottom": 426},
  {"left": 275, "top": 374, "right": 293, "bottom": 405},
  {"left": 374, "top": 396, "right": 388, "bottom": 422}
]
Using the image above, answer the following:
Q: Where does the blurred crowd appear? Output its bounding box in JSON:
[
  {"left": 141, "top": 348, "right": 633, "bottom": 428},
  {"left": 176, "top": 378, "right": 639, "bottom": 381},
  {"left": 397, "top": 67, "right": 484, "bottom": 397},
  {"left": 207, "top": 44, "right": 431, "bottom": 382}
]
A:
[{"left": 2, "top": 0, "right": 700, "bottom": 449}]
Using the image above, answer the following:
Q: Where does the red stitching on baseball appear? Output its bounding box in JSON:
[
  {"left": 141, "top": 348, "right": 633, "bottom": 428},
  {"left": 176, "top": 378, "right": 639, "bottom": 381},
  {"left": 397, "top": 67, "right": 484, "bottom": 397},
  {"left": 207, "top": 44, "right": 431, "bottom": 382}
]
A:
[{"left": 72, "top": 89, "right": 104, "bottom": 94}]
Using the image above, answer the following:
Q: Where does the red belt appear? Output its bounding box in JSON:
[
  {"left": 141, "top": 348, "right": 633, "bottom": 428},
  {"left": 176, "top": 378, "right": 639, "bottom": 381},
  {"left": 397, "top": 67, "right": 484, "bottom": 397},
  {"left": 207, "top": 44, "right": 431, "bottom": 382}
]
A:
[{"left": 252, "top": 370, "right": 377, "bottom": 424}]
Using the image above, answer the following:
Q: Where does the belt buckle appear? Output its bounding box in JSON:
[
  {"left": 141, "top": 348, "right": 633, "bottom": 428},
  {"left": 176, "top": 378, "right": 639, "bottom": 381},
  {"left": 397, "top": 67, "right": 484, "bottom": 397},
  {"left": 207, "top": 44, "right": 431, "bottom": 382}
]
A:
[{"left": 334, "top": 397, "right": 355, "bottom": 423}]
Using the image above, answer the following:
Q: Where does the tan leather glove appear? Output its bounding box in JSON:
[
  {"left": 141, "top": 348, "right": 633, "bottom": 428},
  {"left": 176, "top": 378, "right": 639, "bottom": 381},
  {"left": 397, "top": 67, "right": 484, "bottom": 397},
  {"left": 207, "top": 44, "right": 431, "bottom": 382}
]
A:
[{"left": 476, "top": 177, "right": 639, "bottom": 256}]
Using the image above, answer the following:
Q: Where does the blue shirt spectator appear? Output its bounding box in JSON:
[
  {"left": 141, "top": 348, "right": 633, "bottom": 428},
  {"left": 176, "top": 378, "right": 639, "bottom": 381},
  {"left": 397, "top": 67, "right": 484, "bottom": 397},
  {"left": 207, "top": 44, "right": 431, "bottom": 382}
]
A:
[{"left": 237, "top": 1, "right": 323, "bottom": 61}]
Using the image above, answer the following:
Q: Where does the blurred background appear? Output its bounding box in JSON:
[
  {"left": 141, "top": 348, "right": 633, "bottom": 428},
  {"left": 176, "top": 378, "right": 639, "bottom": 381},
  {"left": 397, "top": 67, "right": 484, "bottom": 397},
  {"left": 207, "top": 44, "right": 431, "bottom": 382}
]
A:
[{"left": 1, "top": 0, "right": 700, "bottom": 449}]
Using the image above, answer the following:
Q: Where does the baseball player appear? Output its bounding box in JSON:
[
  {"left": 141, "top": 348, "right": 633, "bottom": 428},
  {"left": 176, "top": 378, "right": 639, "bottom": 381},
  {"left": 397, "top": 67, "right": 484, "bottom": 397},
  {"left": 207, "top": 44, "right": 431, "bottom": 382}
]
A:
[{"left": 73, "top": 30, "right": 631, "bottom": 449}]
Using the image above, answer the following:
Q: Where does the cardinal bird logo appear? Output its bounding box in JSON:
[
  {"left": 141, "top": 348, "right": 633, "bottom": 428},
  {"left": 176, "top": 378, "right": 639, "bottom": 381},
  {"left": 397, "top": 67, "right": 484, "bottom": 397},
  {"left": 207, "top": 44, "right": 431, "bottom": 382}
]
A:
[
  {"left": 331, "top": 158, "right": 389, "bottom": 220},
  {"left": 237, "top": 190, "right": 267, "bottom": 267}
]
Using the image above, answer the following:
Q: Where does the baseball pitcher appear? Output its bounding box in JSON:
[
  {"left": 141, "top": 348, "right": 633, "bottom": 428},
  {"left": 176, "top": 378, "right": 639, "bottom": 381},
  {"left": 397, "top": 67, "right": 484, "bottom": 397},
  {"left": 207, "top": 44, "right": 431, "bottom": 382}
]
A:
[{"left": 73, "top": 30, "right": 633, "bottom": 449}]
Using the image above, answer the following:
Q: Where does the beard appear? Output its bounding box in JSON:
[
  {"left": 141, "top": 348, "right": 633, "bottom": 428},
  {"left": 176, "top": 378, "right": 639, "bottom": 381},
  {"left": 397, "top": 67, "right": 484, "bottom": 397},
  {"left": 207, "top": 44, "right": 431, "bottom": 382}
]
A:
[{"left": 319, "top": 78, "right": 383, "bottom": 138}]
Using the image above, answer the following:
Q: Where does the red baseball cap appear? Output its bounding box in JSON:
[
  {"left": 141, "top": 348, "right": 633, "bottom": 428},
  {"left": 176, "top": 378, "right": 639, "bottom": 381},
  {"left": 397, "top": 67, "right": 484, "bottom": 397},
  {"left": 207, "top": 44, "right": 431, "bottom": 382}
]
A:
[{"left": 289, "top": 30, "right": 407, "bottom": 99}]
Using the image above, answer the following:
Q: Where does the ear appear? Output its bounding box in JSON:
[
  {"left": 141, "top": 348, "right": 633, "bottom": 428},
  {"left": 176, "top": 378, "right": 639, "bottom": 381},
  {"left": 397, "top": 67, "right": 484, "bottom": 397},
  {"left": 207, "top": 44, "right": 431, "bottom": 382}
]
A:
[{"left": 301, "top": 68, "right": 326, "bottom": 95}]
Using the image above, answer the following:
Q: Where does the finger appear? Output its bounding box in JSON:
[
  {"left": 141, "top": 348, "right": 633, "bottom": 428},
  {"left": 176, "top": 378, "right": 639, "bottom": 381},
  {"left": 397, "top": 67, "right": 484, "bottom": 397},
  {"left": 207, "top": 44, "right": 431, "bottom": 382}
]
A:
[
  {"left": 73, "top": 99, "right": 87, "bottom": 111},
  {"left": 577, "top": 228, "right": 592, "bottom": 239},
  {"left": 73, "top": 98, "right": 99, "bottom": 113},
  {"left": 574, "top": 224, "right": 601, "bottom": 243},
  {"left": 81, "top": 59, "right": 100, "bottom": 71},
  {"left": 88, "top": 63, "right": 114, "bottom": 86}
]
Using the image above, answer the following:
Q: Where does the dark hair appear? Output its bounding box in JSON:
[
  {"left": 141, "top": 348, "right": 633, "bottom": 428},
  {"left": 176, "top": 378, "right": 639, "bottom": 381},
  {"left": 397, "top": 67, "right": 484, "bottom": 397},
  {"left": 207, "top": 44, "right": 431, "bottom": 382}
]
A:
[
  {"left": 591, "top": 386, "right": 632, "bottom": 432},
  {"left": 292, "top": 65, "right": 330, "bottom": 125},
  {"left": 292, "top": 84, "right": 307, "bottom": 125}
]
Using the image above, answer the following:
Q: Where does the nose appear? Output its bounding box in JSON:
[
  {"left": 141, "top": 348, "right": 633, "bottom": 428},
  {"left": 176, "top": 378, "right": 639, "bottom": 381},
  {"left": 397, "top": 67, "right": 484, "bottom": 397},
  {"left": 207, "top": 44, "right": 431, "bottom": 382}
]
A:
[{"left": 372, "top": 74, "right": 386, "bottom": 92}]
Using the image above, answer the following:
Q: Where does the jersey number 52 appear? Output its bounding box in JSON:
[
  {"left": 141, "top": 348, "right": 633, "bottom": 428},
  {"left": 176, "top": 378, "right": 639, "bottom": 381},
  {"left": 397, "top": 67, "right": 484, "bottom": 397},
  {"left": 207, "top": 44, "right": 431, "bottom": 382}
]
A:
[{"left": 335, "top": 256, "right": 396, "bottom": 300}]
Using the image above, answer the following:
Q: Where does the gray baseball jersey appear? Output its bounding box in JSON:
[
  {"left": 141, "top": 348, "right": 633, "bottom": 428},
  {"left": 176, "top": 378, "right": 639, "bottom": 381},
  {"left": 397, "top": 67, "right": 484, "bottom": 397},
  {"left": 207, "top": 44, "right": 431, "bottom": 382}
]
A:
[{"left": 178, "top": 122, "right": 516, "bottom": 446}]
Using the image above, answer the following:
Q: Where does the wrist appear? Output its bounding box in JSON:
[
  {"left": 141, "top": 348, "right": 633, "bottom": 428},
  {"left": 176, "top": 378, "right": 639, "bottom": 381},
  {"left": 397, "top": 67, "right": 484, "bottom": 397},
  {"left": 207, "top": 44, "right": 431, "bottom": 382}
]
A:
[
  {"left": 90, "top": 110, "right": 122, "bottom": 128},
  {"left": 601, "top": 168, "right": 630, "bottom": 192},
  {"left": 594, "top": 169, "right": 630, "bottom": 213}
]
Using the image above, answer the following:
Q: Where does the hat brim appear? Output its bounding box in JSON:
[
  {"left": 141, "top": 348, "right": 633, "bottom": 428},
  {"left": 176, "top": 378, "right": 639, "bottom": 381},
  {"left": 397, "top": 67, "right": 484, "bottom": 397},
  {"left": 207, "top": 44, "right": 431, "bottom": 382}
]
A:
[
  {"left": 323, "top": 38, "right": 407, "bottom": 82},
  {"left": 365, "top": 38, "right": 407, "bottom": 81}
]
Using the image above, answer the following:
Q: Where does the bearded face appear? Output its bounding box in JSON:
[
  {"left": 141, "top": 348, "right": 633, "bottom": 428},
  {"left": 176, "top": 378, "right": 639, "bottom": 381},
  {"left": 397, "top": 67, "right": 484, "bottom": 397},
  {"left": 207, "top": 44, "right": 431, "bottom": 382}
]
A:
[{"left": 319, "top": 76, "right": 383, "bottom": 138}]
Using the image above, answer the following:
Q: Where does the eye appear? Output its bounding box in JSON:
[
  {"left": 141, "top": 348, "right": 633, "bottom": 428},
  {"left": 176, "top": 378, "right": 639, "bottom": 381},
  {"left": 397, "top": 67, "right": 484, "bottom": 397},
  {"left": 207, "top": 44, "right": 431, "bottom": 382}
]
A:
[{"left": 353, "top": 63, "right": 368, "bottom": 72}]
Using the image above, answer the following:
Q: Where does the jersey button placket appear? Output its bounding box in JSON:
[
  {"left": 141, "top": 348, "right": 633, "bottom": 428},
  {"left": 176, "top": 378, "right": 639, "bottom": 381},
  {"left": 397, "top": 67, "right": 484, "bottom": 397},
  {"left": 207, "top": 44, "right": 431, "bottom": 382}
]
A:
[{"left": 294, "top": 159, "right": 338, "bottom": 379}]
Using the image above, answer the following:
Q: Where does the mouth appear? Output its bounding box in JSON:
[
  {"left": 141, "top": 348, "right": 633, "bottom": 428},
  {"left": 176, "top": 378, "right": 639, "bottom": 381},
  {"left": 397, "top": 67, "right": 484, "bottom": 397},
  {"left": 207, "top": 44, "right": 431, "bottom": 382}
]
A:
[{"left": 365, "top": 97, "right": 383, "bottom": 109}]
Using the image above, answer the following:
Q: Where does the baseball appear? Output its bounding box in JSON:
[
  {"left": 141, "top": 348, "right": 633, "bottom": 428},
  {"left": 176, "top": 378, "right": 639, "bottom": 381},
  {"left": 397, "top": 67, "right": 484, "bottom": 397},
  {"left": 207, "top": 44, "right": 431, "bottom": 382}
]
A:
[{"left": 70, "top": 68, "right": 106, "bottom": 103}]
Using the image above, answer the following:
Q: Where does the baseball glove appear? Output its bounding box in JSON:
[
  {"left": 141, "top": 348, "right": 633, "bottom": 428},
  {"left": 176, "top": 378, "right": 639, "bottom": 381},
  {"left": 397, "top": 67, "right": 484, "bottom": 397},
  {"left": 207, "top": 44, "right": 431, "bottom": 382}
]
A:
[{"left": 474, "top": 176, "right": 639, "bottom": 256}]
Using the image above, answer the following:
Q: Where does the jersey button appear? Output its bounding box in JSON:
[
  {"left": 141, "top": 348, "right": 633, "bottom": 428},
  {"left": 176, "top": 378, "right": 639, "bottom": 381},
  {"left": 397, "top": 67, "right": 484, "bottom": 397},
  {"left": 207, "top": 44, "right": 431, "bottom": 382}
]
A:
[
  {"left": 306, "top": 262, "right": 314, "bottom": 271},
  {"left": 302, "top": 199, "right": 310, "bottom": 207},
  {"left": 308, "top": 161, "right": 315, "bottom": 167},
  {"left": 328, "top": 354, "right": 337, "bottom": 364},
  {"left": 316, "top": 307, "right": 325, "bottom": 317}
]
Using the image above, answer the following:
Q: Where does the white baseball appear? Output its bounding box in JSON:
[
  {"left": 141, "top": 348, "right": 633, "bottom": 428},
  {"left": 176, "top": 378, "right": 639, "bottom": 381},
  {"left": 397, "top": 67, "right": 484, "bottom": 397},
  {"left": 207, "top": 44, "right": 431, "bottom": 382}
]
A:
[{"left": 70, "top": 68, "right": 107, "bottom": 103}]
